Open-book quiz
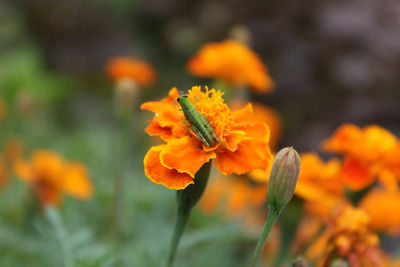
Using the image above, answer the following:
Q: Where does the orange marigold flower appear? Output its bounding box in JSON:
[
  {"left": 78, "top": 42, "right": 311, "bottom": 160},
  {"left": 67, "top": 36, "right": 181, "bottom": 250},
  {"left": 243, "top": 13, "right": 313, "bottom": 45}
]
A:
[
  {"left": 308, "top": 205, "right": 385, "bottom": 267},
  {"left": 14, "top": 150, "right": 93, "bottom": 206},
  {"left": 141, "top": 86, "right": 273, "bottom": 189},
  {"left": 323, "top": 124, "right": 400, "bottom": 191},
  {"left": 187, "top": 40, "right": 274, "bottom": 93},
  {"left": 199, "top": 174, "right": 267, "bottom": 225},
  {"left": 200, "top": 174, "right": 280, "bottom": 265},
  {"left": 106, "top": 57, "right": 157, "bottom": 86},
  {"left": 360, "top": 188, "right": 400, "bottom": 235}
]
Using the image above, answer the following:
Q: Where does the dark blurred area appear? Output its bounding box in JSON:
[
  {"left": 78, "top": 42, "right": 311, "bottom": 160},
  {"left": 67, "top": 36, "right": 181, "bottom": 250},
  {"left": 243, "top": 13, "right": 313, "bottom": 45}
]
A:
[{"left": 3, "top": 0, "right": 400, "bottom": 151}]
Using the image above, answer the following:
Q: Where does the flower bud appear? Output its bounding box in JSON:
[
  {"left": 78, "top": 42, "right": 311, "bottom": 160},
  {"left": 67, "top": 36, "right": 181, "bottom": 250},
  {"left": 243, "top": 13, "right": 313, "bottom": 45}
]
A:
[
  {"left": 114, "top": 78, "right": 139, "bottom": 114},
  {"left": 267, "top": 147, "right": 301, "bottom": 213}
]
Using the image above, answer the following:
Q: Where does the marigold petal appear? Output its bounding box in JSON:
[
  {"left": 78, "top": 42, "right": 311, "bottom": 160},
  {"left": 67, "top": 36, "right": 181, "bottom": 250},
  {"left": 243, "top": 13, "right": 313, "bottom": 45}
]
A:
[
  {"left": 377, "top": 168, "right": 398, "bottom": 192},
  {"left": 144, "top": 145, "right": 194, "bottom": 189},
  {"left": 106, "top": 57, "right": 156, "bottom": 86},
  {"left": 360, "top": 189, "right": 400, "bottom": 234},
  {"left": 224, "top": 130, "right": 246, "bottom": 152},
  {"left": 144, "top": 120, "right": 173, "bottom": 138},
  {"left": 322, "top": 124, "right": 362, "bottom": 154},
  {"left": 168, "top": 87, "right": 180, "bottom": 99},
  {"left": 62, "top": 163, "right": 93, "bottom": 199},
  {"left": 244, "top": 122, "right": 271, "bottom": 143},
  {"left": 215, "top": 139, "right": 272, "bottom": 175},
  {"left": 230, "top": 101, "right": 283, "bottom": 150},
  {"left": 341, "top": 158, "right": 374, "bottom": 191},
  {"left": 14, "top": 159, "right": 34, "bottom": 183},
  {"left": 140, "top": 102, "right": 178, "bottom": 123},
  {"left": 160, "top": 136, "right": 216, "bottom": 178},
  {"left": 232, "top": 103, "right": 253, "bottom": 123}
]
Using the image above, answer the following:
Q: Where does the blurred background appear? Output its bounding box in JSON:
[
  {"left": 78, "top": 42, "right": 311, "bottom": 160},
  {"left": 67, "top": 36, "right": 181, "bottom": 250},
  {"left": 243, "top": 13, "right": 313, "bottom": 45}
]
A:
[
  {"left": 2, "top": 0, "right": 400, "bottom": 150},
  {"left": 1, "top": 0, "right": 400, "bottom": 266}
]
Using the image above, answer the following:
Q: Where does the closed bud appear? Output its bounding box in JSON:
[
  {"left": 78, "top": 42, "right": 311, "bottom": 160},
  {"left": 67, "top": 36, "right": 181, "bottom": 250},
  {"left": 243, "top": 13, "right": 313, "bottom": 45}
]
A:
[
  {"left": 114, "top": 78, "right": 139, "bottom": 114},
  {"left": 267, "top": 147, "right": 301, "bottom": 213}
]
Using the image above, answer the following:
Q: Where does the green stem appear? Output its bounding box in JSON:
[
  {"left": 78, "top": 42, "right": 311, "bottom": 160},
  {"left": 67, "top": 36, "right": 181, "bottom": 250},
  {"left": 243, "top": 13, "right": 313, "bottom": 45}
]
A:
[
  {"left": 45, "top": 206, "right": 74, "bottom": 267},
  {"left": 166, "top": 209, "right": 190, "bottom": 267},
  {"left": 166, "top": 161, "right": 211, "bottom": 267},
  {"left": 248, "top": 204, "right": 280, "bottom": 267},
  {"left": 113, "top": 111, "right": 131, "bottom": 241}
]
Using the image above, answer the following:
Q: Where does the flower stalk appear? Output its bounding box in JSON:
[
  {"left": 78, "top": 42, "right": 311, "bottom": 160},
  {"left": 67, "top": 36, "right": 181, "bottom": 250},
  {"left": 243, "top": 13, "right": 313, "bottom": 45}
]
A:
[
  {"left": 248, "top": 147, "right": 301, "bottom": 267},
  {"left": 249, "top": 203, "right": 280, "bottom": 267},
  {"left": 112, "top": 80, "right": 137, "bottom": 263},
  {"left": 45, "top": 205, "right": 74, "bottom": 267},
  {"left": 112, "top": 109, "right": 132, "bottom": 240},
  {"left": 167, "top": 160, "right": 211, "bottom": 267}
]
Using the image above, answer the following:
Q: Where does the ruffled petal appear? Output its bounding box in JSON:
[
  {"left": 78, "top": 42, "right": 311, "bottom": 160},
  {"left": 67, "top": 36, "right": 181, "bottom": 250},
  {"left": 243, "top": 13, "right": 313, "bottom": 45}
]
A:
[
  {"left": 144, "top": 145, "right": 194, "bottom": 189},
  {"left": 242, "top": 122, "right": 270, "bottom": 143},
  {"left": 322, "top": 124, "right": 362, "bottom": 154},
  {"left": 215, "top": 139, "right": 272, "bottom": 175},
  {"left": 216, "top": 122, "right": 272, "bottom": 175},
  {"left": 144, "top": 120, "right": 173, "bottom": 138},
  {"left": 142, "top": 103, "right": 179, "bottom": 125},
  {"left": 160, "top": 136, "right": 216, "bottom": 177},
  {"left": 341, "top": 158, "right": 374, "bottom": 191},
  {"left": 232, "top": 103, "right": 253, "bottom": 124},
  {"left": 141, "top": 88, "right": 190, "bottom": 141},
  {"left": 223, "top": 130, "right": 246, "bottom": 152},
  {"left": 168, "top": 87, "right": 180, "bottom": 99}
]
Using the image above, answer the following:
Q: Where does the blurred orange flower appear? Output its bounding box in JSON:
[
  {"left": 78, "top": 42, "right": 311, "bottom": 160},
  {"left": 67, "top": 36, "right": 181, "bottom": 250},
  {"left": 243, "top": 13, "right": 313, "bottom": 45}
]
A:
[
  {"left": 3, "top": 137, "right": 24, "bottom": 164},
  {"left": 141, "top": 86, "right": 272, "bottom": 189},
  {"left": 0, "top": 161, "right": 8, "bottom": 189},
  {"left": 106, "top": 57, "right": 157, "bottom": 86},
  {"left": 0, "top": 138, "right": 23, "bottom": 190},
  {"left": 199, "top": 173, "right": 279, "bottom": 265},
  {"left": 388, "top": 259, "right": 400, "bottom": 267},
  {"left": 307, "top": 205, "right": 385, "bottom": 267},
  {"left": 323, "top": 124, "right": 400, "bottom": 191},
  {"left": 200, "top": 174, "right": 267, "bottom": 225},
  {"left": 0, "top": 98, "right": 6, "bottom": 121},
  {"left": 360, "top": 188, "right": 400, "bottom": 235},
  {"left": 187, "top": 40, "right": 274, "bottom": 93},
  {"left": 14, "top": 150, "right": 93, "bottom": 206},
  {"left": 296, "top": 153, "right": 345, "bottom": 218}
]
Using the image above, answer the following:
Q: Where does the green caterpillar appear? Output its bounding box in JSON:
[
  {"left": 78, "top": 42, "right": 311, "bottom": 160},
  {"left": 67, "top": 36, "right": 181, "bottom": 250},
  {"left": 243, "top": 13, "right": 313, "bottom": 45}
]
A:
[{"left": 177, "top": 92, "right": 220, "bottom": 147}]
